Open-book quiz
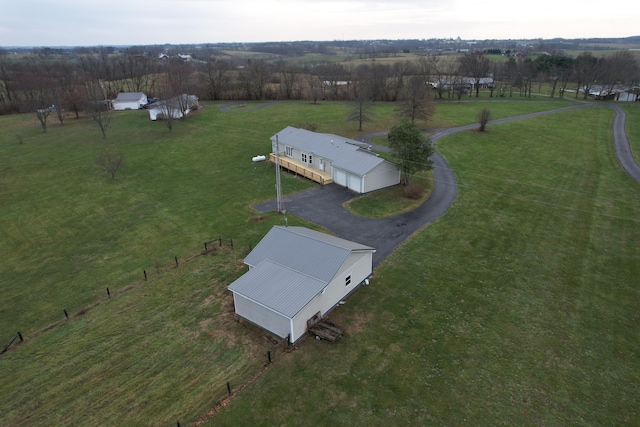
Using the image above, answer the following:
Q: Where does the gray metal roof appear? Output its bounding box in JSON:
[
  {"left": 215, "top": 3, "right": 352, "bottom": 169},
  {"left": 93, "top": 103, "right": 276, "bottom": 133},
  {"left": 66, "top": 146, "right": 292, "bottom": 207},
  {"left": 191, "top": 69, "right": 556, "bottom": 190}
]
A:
[
  {"left": 228, "top": 226, "right": 375, "bottom": 318},
  {"left": 114, "top": 92, "right": 146, "bottom": 102},
  {"left": 272, "top": 127, "right": 393, "bottom": 176},
  {"left": 244, "top": 226, "right": 374, "bottom": 283},
  {"left": 227, "top": 259, "right": 327, "bottom": 318}
]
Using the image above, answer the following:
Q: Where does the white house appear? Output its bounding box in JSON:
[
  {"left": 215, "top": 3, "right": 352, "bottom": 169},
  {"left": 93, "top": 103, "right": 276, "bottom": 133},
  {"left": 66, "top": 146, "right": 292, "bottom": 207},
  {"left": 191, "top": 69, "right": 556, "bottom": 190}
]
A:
[
  {"left": 112, "top": 92, "right": 148, "bottom": 110},
  {"left": 271, "top": 126, "right": 400, "bottom": 193},
  {"left": 148, "top": 94, "right": 199, "bottom": 121},
  {"left": 227, "top": 226, "right": 375, "bottom": 343}
]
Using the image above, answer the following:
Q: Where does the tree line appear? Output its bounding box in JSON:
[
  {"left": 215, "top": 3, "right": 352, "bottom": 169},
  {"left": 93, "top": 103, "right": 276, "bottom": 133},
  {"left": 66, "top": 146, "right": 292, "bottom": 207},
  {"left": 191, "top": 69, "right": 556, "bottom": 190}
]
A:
[{"left": 1, "top": 47, "right": 638, "bottom": 123}]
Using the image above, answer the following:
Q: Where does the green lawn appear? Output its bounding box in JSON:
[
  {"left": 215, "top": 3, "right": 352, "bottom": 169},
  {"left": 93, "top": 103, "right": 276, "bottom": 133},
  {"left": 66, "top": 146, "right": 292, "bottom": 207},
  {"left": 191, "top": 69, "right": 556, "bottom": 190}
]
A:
[
  {"left": 622, "top": 103, "right": 640, "bottom": 163},
  {"left": 212, "top": 105, "right": 640, "bottom": 425},
  {"left": 1, "top": 100, "right": 638, "bottom": 425}
]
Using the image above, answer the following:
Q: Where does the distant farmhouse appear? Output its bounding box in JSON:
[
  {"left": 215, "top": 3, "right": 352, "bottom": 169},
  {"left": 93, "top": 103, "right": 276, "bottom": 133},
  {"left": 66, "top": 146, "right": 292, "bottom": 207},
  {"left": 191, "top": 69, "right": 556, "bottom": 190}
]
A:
[
  {"left": 428, "top": 77, "right": 494, "bottom": 92},
  {"left": 270, "top": 126, "right": 400, "bottom": 194},
  {"left": 228, "top": 226, "right": 375, "bottom": 343},
  {"left": 111, "top": 92, "right": 148, "bottom": 110}
]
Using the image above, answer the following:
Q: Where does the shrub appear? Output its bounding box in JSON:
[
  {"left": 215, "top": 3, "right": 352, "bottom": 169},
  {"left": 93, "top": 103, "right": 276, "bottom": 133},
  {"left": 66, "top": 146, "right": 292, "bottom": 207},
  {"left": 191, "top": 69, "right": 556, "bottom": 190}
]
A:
[{"left": 404, "top": 183, "right": 424, "bottom": 199}]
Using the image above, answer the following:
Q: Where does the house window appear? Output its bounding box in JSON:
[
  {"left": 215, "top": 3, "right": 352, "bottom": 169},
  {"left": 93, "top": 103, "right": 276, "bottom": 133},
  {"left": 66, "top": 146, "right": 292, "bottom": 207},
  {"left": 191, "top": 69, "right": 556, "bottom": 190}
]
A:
[
  {"left": 309, "top": 155, "right": 313, "bottom": 164},
  {"left": 301, "top": 153, "right": 307, "bottom": 163},
  {"left": 285, "top": 146, "right": 293, "bottom": 157},
  {"left": 345, "top": 275, "right": 351, "bottom": 286}
]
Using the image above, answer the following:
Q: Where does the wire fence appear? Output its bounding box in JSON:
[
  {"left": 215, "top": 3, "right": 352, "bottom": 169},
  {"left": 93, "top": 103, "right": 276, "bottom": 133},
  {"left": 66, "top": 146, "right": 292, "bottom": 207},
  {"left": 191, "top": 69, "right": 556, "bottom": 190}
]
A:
[{"left": 1, "top": 235, "right": 244, "bottom": 356}]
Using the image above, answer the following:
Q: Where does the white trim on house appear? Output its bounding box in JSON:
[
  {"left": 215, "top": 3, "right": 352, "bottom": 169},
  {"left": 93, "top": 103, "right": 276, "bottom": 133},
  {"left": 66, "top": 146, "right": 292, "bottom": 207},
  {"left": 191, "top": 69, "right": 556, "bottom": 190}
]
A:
[{"left": 271, "top": 127, "right": 400, "bottom": 193}]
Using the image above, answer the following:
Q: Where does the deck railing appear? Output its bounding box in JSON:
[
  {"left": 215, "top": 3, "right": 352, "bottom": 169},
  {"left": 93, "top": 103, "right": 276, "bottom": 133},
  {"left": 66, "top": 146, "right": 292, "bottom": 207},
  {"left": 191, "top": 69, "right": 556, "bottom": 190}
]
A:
[{"left": 269, "top": 153, "right": 333, "bottom": 185}]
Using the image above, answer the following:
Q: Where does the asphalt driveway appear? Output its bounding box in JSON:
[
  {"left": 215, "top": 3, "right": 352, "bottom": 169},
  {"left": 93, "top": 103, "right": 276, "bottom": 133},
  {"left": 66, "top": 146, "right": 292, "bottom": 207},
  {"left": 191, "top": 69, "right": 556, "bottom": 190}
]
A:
[{"left": 252, "top": 103, "right": 638, "bottom": 268}]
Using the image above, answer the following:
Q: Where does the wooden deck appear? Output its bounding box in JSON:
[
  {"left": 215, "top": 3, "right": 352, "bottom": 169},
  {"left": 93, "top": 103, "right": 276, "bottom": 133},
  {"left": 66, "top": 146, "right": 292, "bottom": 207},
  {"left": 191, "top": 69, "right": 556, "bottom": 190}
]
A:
[{"left": 269, "top": 153, "right": 333, "bottom": 185}]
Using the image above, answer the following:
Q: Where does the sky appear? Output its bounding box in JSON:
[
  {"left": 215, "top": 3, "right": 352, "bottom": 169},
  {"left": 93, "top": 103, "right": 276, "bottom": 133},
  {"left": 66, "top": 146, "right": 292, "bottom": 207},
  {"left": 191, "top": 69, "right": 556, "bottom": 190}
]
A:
[{"left": 1, "top": 0, "right": 638, "bottom": 47}]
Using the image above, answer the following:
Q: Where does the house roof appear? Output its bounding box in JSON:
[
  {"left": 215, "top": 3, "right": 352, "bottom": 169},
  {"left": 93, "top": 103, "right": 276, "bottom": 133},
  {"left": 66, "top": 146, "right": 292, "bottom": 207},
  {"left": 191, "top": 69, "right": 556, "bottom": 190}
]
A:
[
  {"left": 113, "top": 92, "right": 146, "bottom": 102},
  {"left": 228, "top": 226, "right": 375, "bottom": 318},
  {"left": 271, "top": 127, "right": 391, "bottom": 176}
]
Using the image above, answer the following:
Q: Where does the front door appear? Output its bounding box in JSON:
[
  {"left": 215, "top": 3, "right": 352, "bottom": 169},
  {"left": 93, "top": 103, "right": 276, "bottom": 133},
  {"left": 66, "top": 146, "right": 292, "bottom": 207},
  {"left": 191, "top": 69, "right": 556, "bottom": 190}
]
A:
[{"left": 319, "top": 158, "right": 325, "bottom": 171}]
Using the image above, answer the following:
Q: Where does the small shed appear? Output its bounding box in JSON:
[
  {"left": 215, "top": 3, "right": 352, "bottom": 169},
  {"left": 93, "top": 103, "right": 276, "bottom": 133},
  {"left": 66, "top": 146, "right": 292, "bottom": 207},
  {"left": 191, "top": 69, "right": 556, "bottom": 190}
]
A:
[
  {"left": 227, "top": 226, "right": 375, "bottom": 343},
  {"left": 112, "top": 92, "right": 148, "bottom": 110}
]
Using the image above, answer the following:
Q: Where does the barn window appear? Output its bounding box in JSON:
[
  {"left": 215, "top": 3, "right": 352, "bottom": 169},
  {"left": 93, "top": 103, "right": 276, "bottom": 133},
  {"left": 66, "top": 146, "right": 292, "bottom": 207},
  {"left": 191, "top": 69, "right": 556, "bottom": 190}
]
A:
[
  {"left": 285, "top": 146, "right": 293, "bottom": 156},
  {"left": 345, "top": 275, "right": 351, "bottom": 286}
]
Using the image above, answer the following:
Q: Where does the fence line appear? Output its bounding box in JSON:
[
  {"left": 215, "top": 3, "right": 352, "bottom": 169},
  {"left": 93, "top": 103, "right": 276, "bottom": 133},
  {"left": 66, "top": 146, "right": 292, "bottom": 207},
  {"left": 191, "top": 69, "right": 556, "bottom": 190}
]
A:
[{"left": 2, "top": 236, "right": 242, "bottom": 356}]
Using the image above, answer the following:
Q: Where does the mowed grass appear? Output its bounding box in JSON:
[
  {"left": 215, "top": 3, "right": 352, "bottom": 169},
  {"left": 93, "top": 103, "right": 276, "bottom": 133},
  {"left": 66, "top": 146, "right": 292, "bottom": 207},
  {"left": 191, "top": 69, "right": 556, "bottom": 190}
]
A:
[
  {"left": 2, "top": 100, "right": 636, "bottom": 425},
  {"left": 622, "top": 103, "right": 640, "bottom": 163},
  {"left": 211, "top": 105, "right": 640, "bottom": 425}
]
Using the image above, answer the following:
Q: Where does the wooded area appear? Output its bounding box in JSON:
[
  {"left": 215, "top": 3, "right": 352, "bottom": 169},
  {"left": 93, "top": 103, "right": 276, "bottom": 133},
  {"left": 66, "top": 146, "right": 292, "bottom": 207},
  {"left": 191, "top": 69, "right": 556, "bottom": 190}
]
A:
[{"left": 1, "top": 39, "right": 638, "bottom": 118}]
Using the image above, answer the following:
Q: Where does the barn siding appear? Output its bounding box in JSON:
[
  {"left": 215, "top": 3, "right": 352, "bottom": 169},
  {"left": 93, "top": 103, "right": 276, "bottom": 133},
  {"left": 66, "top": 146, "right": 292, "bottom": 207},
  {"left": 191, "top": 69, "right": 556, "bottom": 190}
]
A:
[
  {"left": 233, "top": 293, "right": 290, "bottom": 339},
  {"left": 290, "top": 251, "right": 373, "bottom": 342}
]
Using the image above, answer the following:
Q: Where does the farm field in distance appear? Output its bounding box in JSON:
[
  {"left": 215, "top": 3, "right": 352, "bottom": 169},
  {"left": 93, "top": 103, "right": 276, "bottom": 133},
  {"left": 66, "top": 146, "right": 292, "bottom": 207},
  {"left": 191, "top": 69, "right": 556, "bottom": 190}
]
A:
[{"left": 1, "top": 97, "right": 639, "bottom": 425}]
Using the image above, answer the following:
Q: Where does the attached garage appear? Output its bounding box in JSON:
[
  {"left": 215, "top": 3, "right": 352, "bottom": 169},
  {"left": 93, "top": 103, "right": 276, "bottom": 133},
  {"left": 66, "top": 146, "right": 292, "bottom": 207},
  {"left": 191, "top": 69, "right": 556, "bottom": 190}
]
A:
[
  {"left": 334, "top": 169, "right": 347, "bottom": 187},
  {"left": 347, "top": 174, "right": 362, "bottom": 193}
]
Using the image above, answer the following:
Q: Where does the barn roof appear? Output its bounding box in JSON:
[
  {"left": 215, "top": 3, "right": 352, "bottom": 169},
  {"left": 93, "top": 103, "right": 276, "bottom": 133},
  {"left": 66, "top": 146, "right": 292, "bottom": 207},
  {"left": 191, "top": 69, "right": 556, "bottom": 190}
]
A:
[
  {"left": 113, "top": 92, "right": 147, "bottom": 102},
  {"left": 228, "top": 226, "right": 375, "bottom": 318},
  {"left": 271, "top": 126, "right": 390, "bottom": 176},
  {"left": 227, "top": 259, "right": 327, "bottom": 318},
  {"left": 244, "top": 226, "right": 373, "bottom": 282}
]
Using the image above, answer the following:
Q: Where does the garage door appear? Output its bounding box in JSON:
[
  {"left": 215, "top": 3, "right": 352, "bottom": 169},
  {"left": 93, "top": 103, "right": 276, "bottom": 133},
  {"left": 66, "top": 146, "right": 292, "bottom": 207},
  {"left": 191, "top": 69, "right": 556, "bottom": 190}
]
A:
[
  {"left": 334, "top": 169, "right": 347, "bottom": 186},
  {"left": 347, "top": 174, "right": 361, "bottom": 193}
]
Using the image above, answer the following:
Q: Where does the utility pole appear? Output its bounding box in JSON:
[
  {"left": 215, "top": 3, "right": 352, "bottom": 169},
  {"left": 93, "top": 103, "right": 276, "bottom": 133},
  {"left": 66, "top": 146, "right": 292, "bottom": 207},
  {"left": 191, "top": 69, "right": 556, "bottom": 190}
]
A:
[{"left": 275, "top": 135, "right": 284, "bottom": 213}]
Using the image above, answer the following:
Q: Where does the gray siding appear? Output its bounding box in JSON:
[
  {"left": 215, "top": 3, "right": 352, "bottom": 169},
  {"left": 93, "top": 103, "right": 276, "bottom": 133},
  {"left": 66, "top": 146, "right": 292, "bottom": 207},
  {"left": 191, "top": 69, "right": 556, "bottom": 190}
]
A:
[
  {"left": 363, "top": 161, "right": 401, "bottom": 193},
  {"left": 233, "top": 293, "right": 291, "bottom": 339},
  {"left": 290, "top": 250, "right": 373, "bottom": 342}
]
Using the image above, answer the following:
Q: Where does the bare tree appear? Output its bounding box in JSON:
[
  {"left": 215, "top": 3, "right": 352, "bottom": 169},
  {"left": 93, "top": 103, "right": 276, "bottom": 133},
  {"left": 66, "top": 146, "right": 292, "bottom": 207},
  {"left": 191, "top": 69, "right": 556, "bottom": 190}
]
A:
[
  {"left": 203, "top": 58, "right": 232, "bottom": 100},
  {"left": 118, "top": 54, "right": 158, "bottom": 93},
  {"left": 477, "top": 108, "right": 491, "bottom": 132},
  {"left": 572, "top": 52, "right": 601, "bottom": 99},
  {"left": 318, "top": 62, "right": 348, "bottom": 100},
  {"left": 304, "top": 71, "right": 324, "bottom": 104},
  {"left": 396, "top": 76, "right": 435, "bottom": 124},
  {"left": 600, "top": 51, "right": 638, "bottom": 99},
  {"left": 277, "top": 61, "right": 299, "bottom": 100},
  {"left": 238, "top": 59, "right": 271, "bottom": 100},
  {"left": 459, "top": 51, "right": 490, "bottom": 97},
  {"left": 347, "top": 84, "right": 374, "bottom": 131},
  {"left": 95, "top": 151, "right": 125, "bottom": 180},
  {"left": 83, "top": 78, "right": 113, "bottom": 138},
  {"left": 15, "top": 71, "right": 56, "bottom": 132}
]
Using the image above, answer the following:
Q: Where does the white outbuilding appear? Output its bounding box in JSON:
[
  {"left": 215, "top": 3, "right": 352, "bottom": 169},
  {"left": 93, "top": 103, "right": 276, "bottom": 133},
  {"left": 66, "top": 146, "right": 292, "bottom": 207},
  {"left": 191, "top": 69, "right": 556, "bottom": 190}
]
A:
[
  {"left": 227, "top": 226, "right": 375, "bottom": 343},
  {"left": 111, "top": 92, "right": 148, "bottom": 110}
]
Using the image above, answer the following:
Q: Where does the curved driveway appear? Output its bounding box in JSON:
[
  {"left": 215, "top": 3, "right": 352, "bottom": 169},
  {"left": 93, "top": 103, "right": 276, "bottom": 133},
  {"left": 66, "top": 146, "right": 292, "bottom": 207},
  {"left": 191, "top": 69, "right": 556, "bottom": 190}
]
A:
[{"left": 252, "top": 103, "right": 638, "bottom": 267}]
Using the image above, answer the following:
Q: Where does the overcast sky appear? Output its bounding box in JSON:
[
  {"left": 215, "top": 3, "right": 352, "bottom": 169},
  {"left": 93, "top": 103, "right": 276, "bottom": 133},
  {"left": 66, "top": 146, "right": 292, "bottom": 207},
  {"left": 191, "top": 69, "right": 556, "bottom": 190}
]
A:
[{"left": 1, "top": 0, "right": 638, "bottom": 47}]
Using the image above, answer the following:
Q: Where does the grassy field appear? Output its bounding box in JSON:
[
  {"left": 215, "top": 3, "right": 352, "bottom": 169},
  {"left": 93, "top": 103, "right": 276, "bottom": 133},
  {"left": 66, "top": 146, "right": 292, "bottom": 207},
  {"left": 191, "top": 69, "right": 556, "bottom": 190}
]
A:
[
  {"left": 622, "top": 104, "right": 640, "bottom": 163},
  {"left": 1, "top": 99, "right": 638, "bottom": 425},
  {"left": 211, "top": 105, "right": 640, "bottom": 425}
]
